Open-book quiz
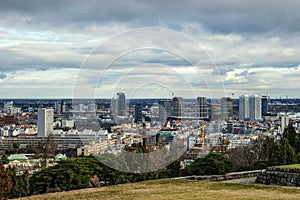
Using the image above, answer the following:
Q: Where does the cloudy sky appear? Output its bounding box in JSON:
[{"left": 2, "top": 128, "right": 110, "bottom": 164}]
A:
[{"left": 0, "top": 0, "right": 300, "bottom": 99}]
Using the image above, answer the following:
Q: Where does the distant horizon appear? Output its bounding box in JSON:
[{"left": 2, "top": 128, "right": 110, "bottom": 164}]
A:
[{"left": 0, "top": 96, "right": 299, "bottom": 100}]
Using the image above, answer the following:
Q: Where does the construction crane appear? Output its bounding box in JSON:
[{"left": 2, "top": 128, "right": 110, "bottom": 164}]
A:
[{"left": 201, "top": 121, "right": 206, "bottom": 151}]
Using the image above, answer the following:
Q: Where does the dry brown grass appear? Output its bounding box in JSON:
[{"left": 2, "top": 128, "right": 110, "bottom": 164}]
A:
[{"left": 17, "top": 179, "right": 300, "bottom": 200}]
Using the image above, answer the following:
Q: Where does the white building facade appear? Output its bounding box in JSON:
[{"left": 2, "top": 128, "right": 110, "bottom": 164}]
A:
[
  {"left": 249, "top": 95, "right": 262, "bottom": 121},
  {"left": 38, "top": 108, "right": 54, "bottom": 137},
  {"left": 239, "top": 95, "right": 250, "bottom": 120}
]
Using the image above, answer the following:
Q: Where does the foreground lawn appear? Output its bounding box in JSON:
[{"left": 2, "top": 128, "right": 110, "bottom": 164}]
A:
[
  {"left": 276, "top": 164, "right": 300, "bottom": 169},
  {"left": 18, "top": 179, "right": 300, "bottom": 200}
]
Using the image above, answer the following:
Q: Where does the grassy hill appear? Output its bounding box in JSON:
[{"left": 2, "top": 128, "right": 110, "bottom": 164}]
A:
[
  {"left": 17, "top": 179, "right": 300, "bottom": 200},
  {"left": 276, "top": 164, "right": 300, "bottom": 169}
]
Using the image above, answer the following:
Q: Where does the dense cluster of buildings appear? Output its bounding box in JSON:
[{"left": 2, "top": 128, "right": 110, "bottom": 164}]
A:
[{"left": 0, "top": 94, "right": 300, "bottom": 172}]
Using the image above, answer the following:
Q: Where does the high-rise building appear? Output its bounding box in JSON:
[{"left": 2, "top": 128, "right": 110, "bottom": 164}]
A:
[
  {"left": 117, "top": 93, "right": 126, "bottom": 116},
  {"left": 239, "top": 95, "right": 250, "bottom": 120},
  {"left": 55, "top": 100, "right": 66, "bottom": 113},
  {"left": 261, "top": 96, "right": 268, "bottom": 116},
  {"left": 172, "top": 97, "right": 184, "bottom": 117},
  {"left": 134, "top": 103, "right": 143, "bottom": 123},
  {"left": 209, "top": 102, "right": 221, "bottom": 121},
  {"left": 196, "top": 97, "right": 208, "bottom": 118},
  {"left": 158, "top": 100, "right": 172, "bottom": 124},
  {"left": 55, "top": 101, "right": 61, "bottom": 113},
  {"left": 281, "top": 114, "right": 289, "bottom": 134},
  {"left": 38, "top": 108, "right": 54, "bottom": 137},
  {"left": 249, "top": 95, "right": 262, "bottom": 121},
  {"left": 221, "top": 97, "right": 233, "bottom": 121},
  {"left": 110, "top": 98, "right": 117, "bottom": 116},
  {"left": 61, "top": 101, "right": 66, "bottom": 113}
]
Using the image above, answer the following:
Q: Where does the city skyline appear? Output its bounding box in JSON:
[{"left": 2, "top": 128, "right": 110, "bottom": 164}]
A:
[{"left": 0, "top": 1, "right": 300, "bottom": 98}]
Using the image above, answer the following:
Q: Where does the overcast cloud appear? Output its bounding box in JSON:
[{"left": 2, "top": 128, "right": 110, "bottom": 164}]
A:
[{"left": 0, "top": 0, "right": 299, "bottom": 98}]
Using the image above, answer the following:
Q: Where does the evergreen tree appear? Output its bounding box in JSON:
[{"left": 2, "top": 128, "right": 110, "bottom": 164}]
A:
[
  {"left": 280, "top": 138, "right": 297, "bottom": 165},
  {"left": 283, "top": 125, "right": 297, "bottom": 148},
  {"left": 166, "top": 160, "right": 181, "bottom": 177},
  {"left": 264, "top": 137, "right": 297, "bottom": 166},
  {"left": 0, "top": 163, "right": 12, "bottom": 200},
  {"left": 185, "top": 152, "right": 232, "bottom": 175}
]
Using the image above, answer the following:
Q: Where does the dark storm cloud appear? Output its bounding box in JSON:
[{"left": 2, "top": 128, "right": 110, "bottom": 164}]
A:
[
  {"left": 0, "top": 73, "right": 7, "bottom": 79},
  {"left": 1, "top": 0, "right": 300, "bottom": 34},
  {"left": 0, "top": 47, "right": 80, "bottom": 72}
]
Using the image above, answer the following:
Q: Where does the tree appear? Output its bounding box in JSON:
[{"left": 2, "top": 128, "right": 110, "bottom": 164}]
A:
[
  {"left": 185, "top": 152, "right": 232, "bottom": 175},
  {"left": 29, "top": 156, "right": 161, "bottom": 195},
  {"left": 0, "top": 163, "right": 12, "bottom": 200},
  {"left": 279, "top": 138, "right": 297, "bottom": 165},
  {"left": 283, "top": 125, "right": 300, "bottom": 154},
  {"left": 283, "top": 125, "right": 296, "bottom": 147},
  {"left": 8, "top": 166, "right": 30, "bottom": 198},
  {"left": 227, "top": 136, "right": 270, "bottom": 171},
  {"left": 36, "top": 133, "right": 57, "bottom": 168},
  {"left": 30, "top": 156, "right": 108, "bottom": 194},
  {"left": 228, "top": 135, "right": 298, "bottom": 171},
  {"left": 264, "top": 137, "right": 297, "bottom": 166},
  {"left": 166, "top": 160, "right": 182, "bottom": 177},
  {"left": 0, "top": 155, "right": 8, "bottom": 164}
]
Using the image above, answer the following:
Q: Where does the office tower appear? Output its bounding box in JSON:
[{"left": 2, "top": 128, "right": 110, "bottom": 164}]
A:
[
  {"left": 134, "top": 103, "right": 143, "bottom": 123},
  {"left": 61, "top": 101, "right": 66, "bottom": 113},
  {"left": 239, "top": 95, "right": 250, "bottom": 120},
  {"left": 209, "top": 102, "right": 221, "bottom": 121},
  {"left": 196, "top": 97, "right": 208, "bottom": 118},
  {"left": 55, "top": 100, "right": 66, "bottom": 113},
  {"left": 221, "top": 97, "right": 233, "bottom": 121},
  {"left": 158, "top": 100, "right": 172, "bottom": 123},
  {"left": 111, "top": 98, "right": 117, "bottom": 116},
  {"left": 261, "top": 96, "right": 268, "bottom": 116},
  {"left": 117, "top": 92, "right": 126, "bottom": 116},
  {"left": 38, "top": 108, "right": 54, "bottom": 137},
  {"left": 249, "top": 95, "right": 262, "bottom": 121},
  {"left": 55, "top": 101, "right": 62, "bottom": 113},
  {"left": 172, "top": 97, "right": 184, "bottom": 117}
]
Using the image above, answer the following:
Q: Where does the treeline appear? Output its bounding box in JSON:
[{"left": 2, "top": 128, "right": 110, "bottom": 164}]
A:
[
  {"left": 29, "top": 156, "right": 160, "bottom": 194},
  {"left": 227, "top": 124, "right": 300, "bottom": 171},
  {"left": 0, "top": 153, "right": 233, "bottom": 199}
]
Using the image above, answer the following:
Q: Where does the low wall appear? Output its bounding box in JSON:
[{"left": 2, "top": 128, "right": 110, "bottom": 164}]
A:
[
  {"left": 256, "top": 167, "right": 300, "bottom": 186},
  {"left": 173, "top": 170, "right": 262, "bottom": 182}
]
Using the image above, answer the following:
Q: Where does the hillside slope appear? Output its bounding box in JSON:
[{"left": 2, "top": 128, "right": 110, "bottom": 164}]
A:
[{"left": 17, "top": 179, "right": 300, "bottom": 200}]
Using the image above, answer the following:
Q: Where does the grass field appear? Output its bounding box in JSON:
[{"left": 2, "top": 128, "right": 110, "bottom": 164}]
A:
[
  {"left": 17, "top": 179, "right": 300, "bottom": 200},
  {"left": 276, "top": 164, "right": 300, "bottom": 169}
]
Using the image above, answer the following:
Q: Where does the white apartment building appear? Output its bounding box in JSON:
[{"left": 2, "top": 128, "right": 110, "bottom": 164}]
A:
[
  {"left": 239, "top": 95, "right": 250, "bottom": 120},
  {"left": 38, "top": 108, "right": 54, "bottom": 137},
  {"left": 249, "top": 95, "right": 262, "bottom": 121}
]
